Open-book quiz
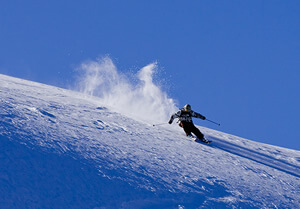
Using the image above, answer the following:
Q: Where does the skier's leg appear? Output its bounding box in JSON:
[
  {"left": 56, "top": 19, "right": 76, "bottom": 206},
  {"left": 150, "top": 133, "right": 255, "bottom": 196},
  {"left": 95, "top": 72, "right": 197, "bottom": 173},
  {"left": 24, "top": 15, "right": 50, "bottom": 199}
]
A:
[
  {"left": 181, "top": 122, "right": 192, "bottom": 136},
  {"left": 191, "top": 124, "right": 204, "bottom": 140}
]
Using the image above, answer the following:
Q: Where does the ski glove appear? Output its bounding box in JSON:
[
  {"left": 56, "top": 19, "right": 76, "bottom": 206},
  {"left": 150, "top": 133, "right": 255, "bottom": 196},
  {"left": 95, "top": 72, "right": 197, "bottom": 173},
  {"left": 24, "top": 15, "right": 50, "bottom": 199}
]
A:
[
  {"left": 201, "top": 116, "right": 206, "bottom": 120},
  {"left": 168, "top": 119, "right": 173, "bottom": 124}
]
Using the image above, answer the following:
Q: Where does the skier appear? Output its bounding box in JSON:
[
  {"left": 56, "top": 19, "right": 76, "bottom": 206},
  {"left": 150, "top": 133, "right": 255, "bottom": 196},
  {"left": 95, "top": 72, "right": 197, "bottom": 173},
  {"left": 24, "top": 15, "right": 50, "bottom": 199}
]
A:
[{"left": 168, "top": 104, "right": 210, "bottom": 143}]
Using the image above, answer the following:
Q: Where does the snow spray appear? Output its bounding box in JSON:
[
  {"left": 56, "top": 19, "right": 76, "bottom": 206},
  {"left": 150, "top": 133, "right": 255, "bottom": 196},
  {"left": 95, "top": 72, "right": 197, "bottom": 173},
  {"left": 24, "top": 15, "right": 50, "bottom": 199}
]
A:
[{"left": 75, "top": 56, "right": 177, "bottom": 124}]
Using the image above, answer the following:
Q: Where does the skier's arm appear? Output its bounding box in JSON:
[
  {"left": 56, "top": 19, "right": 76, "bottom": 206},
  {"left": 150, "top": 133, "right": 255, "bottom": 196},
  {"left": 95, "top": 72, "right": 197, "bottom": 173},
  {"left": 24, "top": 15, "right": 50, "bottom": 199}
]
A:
[
  {"left": 192, "top": 111, "right": 206, "bottom": 120},
  {"left": 168, "top": 110, "right": 181, "bottom": 124}
]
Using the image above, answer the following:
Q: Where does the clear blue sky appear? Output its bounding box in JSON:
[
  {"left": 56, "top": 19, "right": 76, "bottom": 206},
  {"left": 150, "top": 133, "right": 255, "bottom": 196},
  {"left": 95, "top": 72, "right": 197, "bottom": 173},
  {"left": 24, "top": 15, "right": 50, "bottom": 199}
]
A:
[{"left": 1, "top": 1, "right": 299, "bottom": 150}]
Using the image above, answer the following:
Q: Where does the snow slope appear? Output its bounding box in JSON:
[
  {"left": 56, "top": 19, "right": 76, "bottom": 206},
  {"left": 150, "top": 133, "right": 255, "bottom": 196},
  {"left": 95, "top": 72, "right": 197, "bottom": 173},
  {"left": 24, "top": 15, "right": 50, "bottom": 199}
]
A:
[{"left": 0, "top": 74, "right": 299, "bottom": 209}]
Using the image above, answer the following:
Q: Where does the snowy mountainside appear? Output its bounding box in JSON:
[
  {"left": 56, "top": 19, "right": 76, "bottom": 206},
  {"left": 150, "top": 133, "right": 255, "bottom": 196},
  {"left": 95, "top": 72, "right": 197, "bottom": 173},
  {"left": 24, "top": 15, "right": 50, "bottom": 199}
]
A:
[{"left": 0, "top": 74, "right": 299, "bottom": 209}]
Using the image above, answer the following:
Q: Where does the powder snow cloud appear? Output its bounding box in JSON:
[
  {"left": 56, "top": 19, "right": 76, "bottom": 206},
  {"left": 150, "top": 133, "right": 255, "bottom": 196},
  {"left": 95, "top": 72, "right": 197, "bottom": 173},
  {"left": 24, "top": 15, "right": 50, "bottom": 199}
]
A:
[{"left": 75, "top": 56, "right": 177, "bottom": 123}]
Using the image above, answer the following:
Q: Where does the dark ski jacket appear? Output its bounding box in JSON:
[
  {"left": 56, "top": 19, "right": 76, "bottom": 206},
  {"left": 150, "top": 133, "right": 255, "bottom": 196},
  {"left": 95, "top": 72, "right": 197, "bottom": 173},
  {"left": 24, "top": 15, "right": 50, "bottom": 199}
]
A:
[{"left": 169, "top": 109, "right": 205, "bottom": 124}]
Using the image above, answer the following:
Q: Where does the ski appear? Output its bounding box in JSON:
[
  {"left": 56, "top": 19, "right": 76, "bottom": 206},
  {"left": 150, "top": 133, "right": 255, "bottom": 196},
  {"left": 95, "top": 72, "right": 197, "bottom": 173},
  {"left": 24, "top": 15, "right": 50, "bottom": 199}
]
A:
[
  {"left": 196, "top": 138, "right": 212, "bottom": 144},
  {"left": 187, "top": 135, "right": 212, "bottom": 144}
]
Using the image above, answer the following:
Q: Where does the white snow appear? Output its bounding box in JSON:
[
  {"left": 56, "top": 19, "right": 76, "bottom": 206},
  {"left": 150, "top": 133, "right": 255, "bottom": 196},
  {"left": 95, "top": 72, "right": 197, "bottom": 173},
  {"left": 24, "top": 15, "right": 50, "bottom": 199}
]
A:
[
  {"left": 75, "top": 57, "right": 177, "bottom": 124},
  {"left": 0, "top": 73, "right": 299, "bottom": 208}
]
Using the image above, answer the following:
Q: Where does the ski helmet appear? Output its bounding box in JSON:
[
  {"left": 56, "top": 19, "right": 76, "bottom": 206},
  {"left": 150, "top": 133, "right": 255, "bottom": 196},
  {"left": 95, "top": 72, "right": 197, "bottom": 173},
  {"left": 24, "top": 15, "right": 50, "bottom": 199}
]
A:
[{"left": 183, "top": 104, "right": 191, "bottom": 112}]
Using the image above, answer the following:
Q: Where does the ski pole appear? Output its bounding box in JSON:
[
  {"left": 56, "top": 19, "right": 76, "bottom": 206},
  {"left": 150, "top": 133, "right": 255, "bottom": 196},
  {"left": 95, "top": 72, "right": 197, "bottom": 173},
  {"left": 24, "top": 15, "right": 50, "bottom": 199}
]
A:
[
  {"left": 206, "top": 119, "right": 221, "bottom": 126},
  {"left": 152, "top": 123, "right": 167, "bottom": 127}
]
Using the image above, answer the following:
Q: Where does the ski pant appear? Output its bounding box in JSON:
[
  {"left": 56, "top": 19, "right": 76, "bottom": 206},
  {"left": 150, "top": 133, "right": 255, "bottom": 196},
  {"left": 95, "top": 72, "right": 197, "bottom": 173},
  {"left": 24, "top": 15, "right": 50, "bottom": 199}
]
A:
[{"left": 179, "top": 121, "right": 204, "bottom": 140}]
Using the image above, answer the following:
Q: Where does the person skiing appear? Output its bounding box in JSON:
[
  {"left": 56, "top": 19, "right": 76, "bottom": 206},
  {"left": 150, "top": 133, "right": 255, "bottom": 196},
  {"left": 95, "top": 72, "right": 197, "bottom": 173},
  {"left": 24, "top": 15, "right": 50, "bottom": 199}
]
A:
[{"left": 168, "top": 104, "right": 210, "bottom": 143}]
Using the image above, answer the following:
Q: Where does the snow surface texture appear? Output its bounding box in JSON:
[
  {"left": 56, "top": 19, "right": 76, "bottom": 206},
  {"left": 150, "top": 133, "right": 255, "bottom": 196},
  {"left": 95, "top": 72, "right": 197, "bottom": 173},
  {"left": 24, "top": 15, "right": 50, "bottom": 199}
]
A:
[{"left": 0, "top": 73, "right": 299, "bottom": 209}]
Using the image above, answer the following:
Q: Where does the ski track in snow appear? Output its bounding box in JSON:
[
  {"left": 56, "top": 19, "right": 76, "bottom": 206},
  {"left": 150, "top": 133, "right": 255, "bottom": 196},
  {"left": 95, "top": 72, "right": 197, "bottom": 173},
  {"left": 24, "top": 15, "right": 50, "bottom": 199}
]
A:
[
  {"left": 0, "top": 74, "right": 300, "bottom": 209},
  {"left": 207, "top": 136, "right": 300, "bottom": 178}
]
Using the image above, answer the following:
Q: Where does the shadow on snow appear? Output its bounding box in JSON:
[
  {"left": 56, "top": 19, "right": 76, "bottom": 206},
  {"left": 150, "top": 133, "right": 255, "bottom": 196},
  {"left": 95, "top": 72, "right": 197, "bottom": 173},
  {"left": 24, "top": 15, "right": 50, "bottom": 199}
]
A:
[{"left": 209, "top": 137, "right": 300, "bottom": 178}]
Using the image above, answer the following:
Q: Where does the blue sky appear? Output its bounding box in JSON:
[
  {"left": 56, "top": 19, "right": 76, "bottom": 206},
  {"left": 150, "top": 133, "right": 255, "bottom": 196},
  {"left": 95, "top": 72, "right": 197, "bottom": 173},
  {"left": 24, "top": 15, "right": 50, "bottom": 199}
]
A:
[{"left": 1, "top": 1, "right": 299, "bottom": 150}]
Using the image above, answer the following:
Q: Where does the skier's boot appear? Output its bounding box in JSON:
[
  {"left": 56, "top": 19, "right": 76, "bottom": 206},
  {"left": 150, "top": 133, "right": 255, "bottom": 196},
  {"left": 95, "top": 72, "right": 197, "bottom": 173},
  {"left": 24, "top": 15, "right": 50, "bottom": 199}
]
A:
[
  {"left": 187, "top": 134, "right": 197, "bottom": 141},
  {"left": 200, "top": 137, "right": 211, "bottom": 144}
]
